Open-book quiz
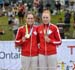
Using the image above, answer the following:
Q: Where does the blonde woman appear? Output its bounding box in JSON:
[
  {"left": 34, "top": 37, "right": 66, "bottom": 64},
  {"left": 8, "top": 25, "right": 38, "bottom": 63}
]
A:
[{"left": 37, "top": 10, "right": 62, "bottom": 70}]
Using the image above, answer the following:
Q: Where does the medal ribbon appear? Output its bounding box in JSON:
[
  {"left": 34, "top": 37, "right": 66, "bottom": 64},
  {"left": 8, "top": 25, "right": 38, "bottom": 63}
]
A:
[
  {"left": 44, "top": 23, "right": 50, "bottom": 35},
  {"left": 25, "top": 24, "right": 33, "bottom": 36}
]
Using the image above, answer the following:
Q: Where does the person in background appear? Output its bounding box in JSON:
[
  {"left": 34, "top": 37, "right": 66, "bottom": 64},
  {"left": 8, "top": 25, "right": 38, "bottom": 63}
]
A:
[
  {"left": 12, "top": 4, "right": 18, "bottom": 16},
  {"left": 7, "top": 8, "right": 14, "bottom": 30},
  {"left": 15, "top": 12, "right": 39, "bottom": 70},
  {"left": 64, "top": 10, "right": 71, "bottom": 31},
  {"left": 55, "top": 1, "right": 61, "bottom": 14},
  {"left": 0, "top": 0, "right": 3, "bottom": 9},
  {"left": 38, "top": 2, "right": 43, "bottom": 18},
  {"left": 24, "top": 3, "right": 28, "bottom": 17},
  {"left": 27, "top": 3, "right": 32, "bottom": 11},
  {"left": 64, "top": 10, "right": 71, "bottom": 25},
  {"left": 12, "top": 15, "right": 19, "bottom": 38},
  {"left": 37, "top": 9, "right": 62, "bottom": 70},
  {"left": 18, "top": 3, "right": 25, "bottom": 24},
  {"left": 57, "top": 17, "right": 65, "bottom": 39}
]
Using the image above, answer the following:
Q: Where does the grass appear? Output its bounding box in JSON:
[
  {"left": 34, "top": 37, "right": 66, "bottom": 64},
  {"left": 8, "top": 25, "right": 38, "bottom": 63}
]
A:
[
  {"left": 0, "top": 16, "right": 13, "bottom": 40},
  {"left": 0, "top": 11, "right": 74, "bottom": 40}
]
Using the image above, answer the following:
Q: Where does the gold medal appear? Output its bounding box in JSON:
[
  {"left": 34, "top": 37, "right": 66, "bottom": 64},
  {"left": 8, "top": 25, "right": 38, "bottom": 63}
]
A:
[{"left": 25, "top": 23, "right": 33, "bottom": 38}]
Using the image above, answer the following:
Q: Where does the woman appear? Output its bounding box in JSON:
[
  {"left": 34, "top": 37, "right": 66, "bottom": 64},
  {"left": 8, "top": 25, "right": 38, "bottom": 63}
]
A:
[
  {"left": 37, "top": 10, "right": 62, "bottom": 70},
  {"left": 15, "top": 12, "right": 39, "bottom": 70},
  {"left": 18, "top": 3, "right": 25, "bottom": 24}
]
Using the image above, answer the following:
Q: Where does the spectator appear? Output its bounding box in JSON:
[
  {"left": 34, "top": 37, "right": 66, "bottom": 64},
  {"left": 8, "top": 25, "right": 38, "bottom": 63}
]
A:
[
  {"left": 12, "top": 4, "right": 18, "bottom": 16},
  {"left": 12, "top": 15, "right": 19, "bottom": 38},
  {"left": 64, "top": 10, "right": 71, "bottom": 31},
  {"left": 24, "top": 3, "right": 28, "bottom": 17},
  {"left": 7, "top": 8, "right": 14, "bottom": 30},
  {"left": 27, "top": 3, "right": 32, "bottom": 11},
  {"left": 57, "top": 18, "right": 65, "bottom": 39},
  {"left": 0, "top": 0, "right": 3, "bottom": 8},
  {"left": 65, "top": 1, "right": 69, "bottom": 8},
  {"left": 38, "top": 2, "right": 43, "bottom": 18},
  {"left": 64, "top": 10, "right": 71, "bottom": 25},
  {"left": 45, "top": 3, "right": 51, "bottom": 10},
  {"left": 18, "top": 3, "right": 25, "bottom": 24},
  {"left": 55, "top": 1, "right": 61, "bottom": 14},
  {"left": 70, "top": 2, "right": 74, "bottom": 11}
]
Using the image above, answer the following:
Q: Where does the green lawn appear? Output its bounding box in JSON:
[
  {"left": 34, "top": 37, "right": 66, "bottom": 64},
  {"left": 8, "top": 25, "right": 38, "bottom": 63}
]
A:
[
  {"left": 0, "top": 12, "right": 74, "bottom": 40},
  {"left": 0, "top": 16, "right": 13, "bottom": 40}
]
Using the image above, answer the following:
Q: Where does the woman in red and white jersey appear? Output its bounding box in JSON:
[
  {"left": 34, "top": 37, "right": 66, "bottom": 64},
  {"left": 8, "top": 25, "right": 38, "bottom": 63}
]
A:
[
  {"left": 37, "top": 9, "right": 62, "bottom": 70},
  {"left": 15, "top": 12, "right": 39, "bottom": 70}
]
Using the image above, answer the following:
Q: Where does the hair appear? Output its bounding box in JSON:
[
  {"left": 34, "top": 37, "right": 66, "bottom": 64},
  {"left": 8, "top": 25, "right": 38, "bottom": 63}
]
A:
[
  {"left": 26, "top": 11, "right": 35, "bottom": 18},
  {"left": 42, "top": 9, "right": 51, "bottom": 16}
]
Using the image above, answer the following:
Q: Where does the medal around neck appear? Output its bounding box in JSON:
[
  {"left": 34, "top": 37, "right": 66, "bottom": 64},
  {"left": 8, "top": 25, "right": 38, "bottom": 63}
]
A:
[{"left": 25, "top": 34, "right": 30, "bottom": 38}]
